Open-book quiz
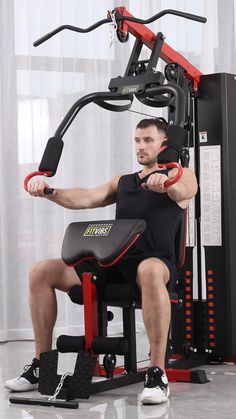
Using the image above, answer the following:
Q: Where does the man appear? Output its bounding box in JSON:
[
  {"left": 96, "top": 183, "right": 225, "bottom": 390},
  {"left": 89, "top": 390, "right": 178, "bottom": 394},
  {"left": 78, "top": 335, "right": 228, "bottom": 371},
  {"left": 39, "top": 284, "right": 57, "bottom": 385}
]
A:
[{"left": 5, "top": 118, "right": 197, "bottom": 404}]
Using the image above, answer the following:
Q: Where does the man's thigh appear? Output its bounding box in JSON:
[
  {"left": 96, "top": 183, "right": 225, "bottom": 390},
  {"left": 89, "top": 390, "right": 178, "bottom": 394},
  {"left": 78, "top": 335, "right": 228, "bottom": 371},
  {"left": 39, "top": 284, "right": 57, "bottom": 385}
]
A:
[
  {"left": 43, "top": 258, "right": 81, "bottom": 292},
  {"left": 73, "top": 256, "right": 176, "bottom": 289}
]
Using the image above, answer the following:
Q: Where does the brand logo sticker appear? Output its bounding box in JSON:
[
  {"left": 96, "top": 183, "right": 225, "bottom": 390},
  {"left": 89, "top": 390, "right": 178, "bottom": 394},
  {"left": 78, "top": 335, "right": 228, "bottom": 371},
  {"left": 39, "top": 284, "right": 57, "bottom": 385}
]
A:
[{"left": 83, "top": 223, "right": 113, "bottom": 237}]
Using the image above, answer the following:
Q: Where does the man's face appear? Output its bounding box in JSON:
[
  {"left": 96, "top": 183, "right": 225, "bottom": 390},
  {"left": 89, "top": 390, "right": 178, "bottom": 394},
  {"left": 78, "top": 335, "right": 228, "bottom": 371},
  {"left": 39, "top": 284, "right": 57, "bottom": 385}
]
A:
[{"left": 135, "top": 125, "right": 166, "bottom": 166}]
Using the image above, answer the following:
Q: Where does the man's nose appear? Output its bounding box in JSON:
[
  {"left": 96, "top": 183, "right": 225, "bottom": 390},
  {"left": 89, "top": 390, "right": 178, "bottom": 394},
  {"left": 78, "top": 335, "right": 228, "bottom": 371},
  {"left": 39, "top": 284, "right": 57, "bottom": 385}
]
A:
[{"left": 139, "top": 140, "right": 145, "bottom": 150}]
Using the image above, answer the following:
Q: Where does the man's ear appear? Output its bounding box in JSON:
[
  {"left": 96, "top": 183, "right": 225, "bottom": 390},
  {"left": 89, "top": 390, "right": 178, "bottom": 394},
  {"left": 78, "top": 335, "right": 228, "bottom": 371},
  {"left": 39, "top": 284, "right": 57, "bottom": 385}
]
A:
[{"left": 162, "top": 138, "right": 168, "bottom": 146}]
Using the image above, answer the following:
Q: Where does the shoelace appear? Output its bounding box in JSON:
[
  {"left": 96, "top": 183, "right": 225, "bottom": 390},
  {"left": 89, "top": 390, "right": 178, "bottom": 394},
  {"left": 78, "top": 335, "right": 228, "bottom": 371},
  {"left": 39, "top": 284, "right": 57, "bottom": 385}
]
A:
[
  {"left": 145, "top": 371, "right": 167, "bottom": 389},
  {"left": 21, "top": 364, "right": 32, "bottom": 374},
  {"left": 20, "top": 362, "right": 38, "bottom": 377}
]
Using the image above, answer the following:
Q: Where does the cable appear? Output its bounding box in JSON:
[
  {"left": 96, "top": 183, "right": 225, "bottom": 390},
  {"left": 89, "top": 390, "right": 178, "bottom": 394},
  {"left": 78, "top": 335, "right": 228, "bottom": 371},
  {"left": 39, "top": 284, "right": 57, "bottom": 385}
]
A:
[{"left": 128, "top": 109, "right": 159, "bottom": 118}]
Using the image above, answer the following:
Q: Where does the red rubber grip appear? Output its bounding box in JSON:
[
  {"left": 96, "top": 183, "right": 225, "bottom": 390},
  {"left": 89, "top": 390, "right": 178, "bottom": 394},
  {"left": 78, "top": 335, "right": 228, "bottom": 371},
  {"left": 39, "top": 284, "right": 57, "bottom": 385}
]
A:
[
  {"left": 23, "top": 171, "right": 53, "bottom": 192},
  {"left": 159, "top": 162, "right": 183, "bottom": 187}
]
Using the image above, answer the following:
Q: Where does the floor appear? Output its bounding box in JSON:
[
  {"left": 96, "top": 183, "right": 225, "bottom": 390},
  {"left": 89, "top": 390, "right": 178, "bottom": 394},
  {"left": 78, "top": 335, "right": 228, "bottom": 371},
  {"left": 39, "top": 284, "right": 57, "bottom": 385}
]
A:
[{"left": 1, "top": 341, "right": 236, "bottom": 419}]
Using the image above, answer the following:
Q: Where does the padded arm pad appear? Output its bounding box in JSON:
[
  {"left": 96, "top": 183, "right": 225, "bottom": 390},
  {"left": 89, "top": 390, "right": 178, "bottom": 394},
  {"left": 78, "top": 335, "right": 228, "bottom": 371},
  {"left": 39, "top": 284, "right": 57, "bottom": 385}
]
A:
[
  {"left": 61, "top": 219, "right": 146, "bottom": 267},
  {"left": 38, "top": 136, "right": 64, "bottom": 174},
  {"left": 158, "top": 125, "right": 186, "bottom": 163}
]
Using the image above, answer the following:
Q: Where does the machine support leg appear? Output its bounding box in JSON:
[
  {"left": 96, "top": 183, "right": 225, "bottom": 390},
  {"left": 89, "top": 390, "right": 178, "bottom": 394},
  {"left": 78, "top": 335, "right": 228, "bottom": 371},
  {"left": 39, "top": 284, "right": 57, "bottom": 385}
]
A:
[{"left": 82, "top": 272, "right": 99, "bottom": 351}]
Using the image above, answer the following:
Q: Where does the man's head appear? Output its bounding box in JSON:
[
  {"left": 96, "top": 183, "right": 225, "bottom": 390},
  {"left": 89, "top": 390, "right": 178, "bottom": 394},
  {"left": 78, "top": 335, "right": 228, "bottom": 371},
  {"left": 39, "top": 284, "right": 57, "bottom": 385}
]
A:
[{"left": 135, "top": 118, "right": 168, "bottom": 166}]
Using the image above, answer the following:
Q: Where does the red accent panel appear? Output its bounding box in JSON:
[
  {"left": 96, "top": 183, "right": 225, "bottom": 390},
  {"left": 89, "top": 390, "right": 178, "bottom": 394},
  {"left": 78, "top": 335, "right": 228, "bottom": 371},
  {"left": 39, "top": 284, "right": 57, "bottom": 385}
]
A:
[
  {"left": 206, "top": 270, "right": 216, "bottom": 349},
  {"left": 24, "top": 170, "right": 53, "bottom": 192},
  {"left": 82, "top": 272, "right": 98, "bottom": 352},
  {"left": 117, "top": 7, "right": 202, "bottom": 89},
  {"left": 224, "top": 357, "right": 236, "bottom": 363},
  {"left": 170, "top": 298, "right": 179, "bottom": 304},
  {"left": 166, "top": 368, "right": 191, "bottom": 382},
  {"left": 117, "top": 7, "right": 156, "bottom": 46}
]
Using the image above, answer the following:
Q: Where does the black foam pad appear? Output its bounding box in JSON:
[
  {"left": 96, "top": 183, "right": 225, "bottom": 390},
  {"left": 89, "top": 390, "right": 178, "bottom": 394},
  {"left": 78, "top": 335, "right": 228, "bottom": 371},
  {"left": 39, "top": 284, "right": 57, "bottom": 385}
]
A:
[
  {"left": 61, "top": 219, "right": 146, "bottom": 267},
  {"left": 91, "top": 337, "right": 128, "bottom": 355},
  {"left": 68, "top": 284, "right": 84, "bottom": 304},
  {"left": 158, "top": 125, "right": 186, "bottom": 163},
  {"left": 57, "top": 335, "right": 85, "bottom": 353},
  {"left": 158, "top": 147, "right": 179, "bottom": 163},
  {"left": 38, "top": 136, "right": 64, "bottom": 174},
  {"left": 102, "top": 283, "right": 140, "bottom": 303}
]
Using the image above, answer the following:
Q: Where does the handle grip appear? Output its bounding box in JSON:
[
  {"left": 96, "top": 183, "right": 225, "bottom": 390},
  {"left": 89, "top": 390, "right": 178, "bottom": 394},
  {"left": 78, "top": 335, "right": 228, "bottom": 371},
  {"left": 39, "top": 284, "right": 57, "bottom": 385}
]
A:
[
  {"left": 24, "top": 171, "right": 54, "bottom": 194},
  {"left": 44, "top": 187, "right": 55, "bottom": 195},
  {"left": 141, "top": 162, "right": 183, "bottom": 190},
  {"left": 161, "top": 162, "right": 183, "bottom": 187}
]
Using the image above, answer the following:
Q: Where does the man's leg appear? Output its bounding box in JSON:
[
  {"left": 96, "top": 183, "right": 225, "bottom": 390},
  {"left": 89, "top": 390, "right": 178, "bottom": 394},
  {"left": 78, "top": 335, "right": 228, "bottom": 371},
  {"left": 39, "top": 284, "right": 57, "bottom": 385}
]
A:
[
  {"left": 29, "top": 258, "right": 81, "bottom": 358},
  {"left": 136, "top": 257, "right": 170, "bottom": 370},
  {"left": 137, "top": 257, "right": 171, "bottom": 404},
  {"left": 5, "top": 258, "right": 81, "bottom": 392}
]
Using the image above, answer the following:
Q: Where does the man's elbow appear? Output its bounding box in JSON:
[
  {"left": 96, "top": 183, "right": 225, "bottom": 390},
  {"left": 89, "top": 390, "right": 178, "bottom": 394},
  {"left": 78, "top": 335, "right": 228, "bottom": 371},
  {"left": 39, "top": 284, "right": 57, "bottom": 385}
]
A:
[{"left": 191, "top": 179, "right": 198, "bottom": 198}]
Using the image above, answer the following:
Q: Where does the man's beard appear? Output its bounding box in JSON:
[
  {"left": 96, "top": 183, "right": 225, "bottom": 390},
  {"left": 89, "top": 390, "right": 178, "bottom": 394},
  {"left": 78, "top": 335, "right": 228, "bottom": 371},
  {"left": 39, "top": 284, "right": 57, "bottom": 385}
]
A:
[{"left": 137, "top": 155, "right": 157, "bottom": 165}]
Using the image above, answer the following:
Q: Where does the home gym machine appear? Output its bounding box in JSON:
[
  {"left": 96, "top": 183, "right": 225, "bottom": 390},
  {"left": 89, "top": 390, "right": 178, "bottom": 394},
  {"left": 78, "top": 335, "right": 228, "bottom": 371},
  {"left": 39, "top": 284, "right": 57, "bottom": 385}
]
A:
[{"left": 10, "top": 6, "right": 236, "bottom": 409}]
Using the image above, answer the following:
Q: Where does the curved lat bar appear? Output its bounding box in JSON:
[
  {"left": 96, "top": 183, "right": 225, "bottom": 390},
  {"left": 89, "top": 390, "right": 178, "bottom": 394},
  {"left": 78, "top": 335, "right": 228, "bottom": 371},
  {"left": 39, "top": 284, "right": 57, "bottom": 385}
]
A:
[{"left": 33, "top": 9, "right": 206, "bottom": 47}]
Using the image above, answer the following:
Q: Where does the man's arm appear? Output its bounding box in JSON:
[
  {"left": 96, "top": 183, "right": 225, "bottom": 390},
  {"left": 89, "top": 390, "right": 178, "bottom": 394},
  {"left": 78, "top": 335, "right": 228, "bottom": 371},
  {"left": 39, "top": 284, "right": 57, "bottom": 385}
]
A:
[
  {"left": 166, "top": 167, "right": 198, "bottom": 205},
  {"left": 144, "top": 167, "right": 198, "bottom": 208},
  {"left": 27, "top": 176, "right": 120, "bottom": 209}
]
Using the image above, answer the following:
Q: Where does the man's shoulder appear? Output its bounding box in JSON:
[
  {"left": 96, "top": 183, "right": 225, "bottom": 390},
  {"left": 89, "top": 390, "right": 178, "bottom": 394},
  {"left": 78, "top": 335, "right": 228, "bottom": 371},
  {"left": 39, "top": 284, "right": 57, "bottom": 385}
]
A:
[
  {"left": 120, "top": 171, "right": 137, "bottom": 179},
  {"left": 117, "top": 172, "right": 138, "bottom": 184},
  {"left": 107, "top": 172, "right": 138, "bottom": 192}
]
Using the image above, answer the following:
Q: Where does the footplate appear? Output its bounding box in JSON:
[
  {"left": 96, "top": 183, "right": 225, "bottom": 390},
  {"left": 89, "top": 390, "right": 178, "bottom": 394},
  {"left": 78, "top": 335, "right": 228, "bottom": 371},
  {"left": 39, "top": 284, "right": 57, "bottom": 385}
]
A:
[{"left": 39, "top": 349, "right": 96, "bottom": 399}]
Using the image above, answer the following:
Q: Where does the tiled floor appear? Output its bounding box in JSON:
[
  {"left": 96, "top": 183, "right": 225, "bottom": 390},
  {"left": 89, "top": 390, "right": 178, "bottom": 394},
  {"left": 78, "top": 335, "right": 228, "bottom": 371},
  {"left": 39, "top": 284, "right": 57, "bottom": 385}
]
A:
[{"left": 1, "top": 341, "right": 236, "bottom": 419}]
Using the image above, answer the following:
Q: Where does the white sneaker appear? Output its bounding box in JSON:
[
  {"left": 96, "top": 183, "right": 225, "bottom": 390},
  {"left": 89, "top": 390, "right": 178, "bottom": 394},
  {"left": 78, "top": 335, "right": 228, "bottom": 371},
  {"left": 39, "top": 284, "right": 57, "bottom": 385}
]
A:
[
  {"left": 140, "top": 366, "right": 170, "bottom": 405},
  {"left": 5, "top": 358, "right": 39, "bottom": 392}
]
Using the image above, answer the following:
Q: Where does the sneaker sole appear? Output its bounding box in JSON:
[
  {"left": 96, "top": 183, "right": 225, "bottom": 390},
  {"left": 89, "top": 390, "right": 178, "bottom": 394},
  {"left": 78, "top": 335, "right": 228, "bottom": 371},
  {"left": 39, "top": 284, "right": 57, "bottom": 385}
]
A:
[
  {"left": 5, "top": 383, "right": 38, "bottom": 392},
  {"left": 141, "top": 395, "right": 168, "bottom": 404},
  {"left": 140, "top": 387, "right": 170, "bottom": 405}
]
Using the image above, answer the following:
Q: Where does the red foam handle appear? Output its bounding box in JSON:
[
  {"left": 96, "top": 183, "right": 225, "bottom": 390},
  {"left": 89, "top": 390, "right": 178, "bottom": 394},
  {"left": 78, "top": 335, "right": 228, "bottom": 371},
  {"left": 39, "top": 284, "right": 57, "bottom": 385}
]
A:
[
  {"left": 159, "top": 162, "right": 183, "bottom": 187},
  {"left": 23, "top": 171, "right": 53, "bottom": 192}
]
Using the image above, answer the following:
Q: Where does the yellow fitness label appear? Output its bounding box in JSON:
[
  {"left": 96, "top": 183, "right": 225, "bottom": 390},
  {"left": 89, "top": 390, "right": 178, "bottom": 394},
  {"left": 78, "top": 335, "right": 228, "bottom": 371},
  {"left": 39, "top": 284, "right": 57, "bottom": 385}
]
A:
[{"left": 83, "top": 223, "right": 113, "bottom": 237}]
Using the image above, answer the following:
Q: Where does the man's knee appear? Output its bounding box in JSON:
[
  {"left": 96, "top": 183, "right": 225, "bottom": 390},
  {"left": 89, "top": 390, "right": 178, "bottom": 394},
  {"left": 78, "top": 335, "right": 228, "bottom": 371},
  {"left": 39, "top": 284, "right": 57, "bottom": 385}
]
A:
[
  {"left": 29, "top": 260, "right": 49, "bottom": 287},
  {"left": 29, "top": 259, "right": 81, "bottom": 292},
  {"left": 29, "top": 259, "right": 58, "bottom": 290},
  {"left": 136, "top": 258, "right": 169, "bottom": 289}
]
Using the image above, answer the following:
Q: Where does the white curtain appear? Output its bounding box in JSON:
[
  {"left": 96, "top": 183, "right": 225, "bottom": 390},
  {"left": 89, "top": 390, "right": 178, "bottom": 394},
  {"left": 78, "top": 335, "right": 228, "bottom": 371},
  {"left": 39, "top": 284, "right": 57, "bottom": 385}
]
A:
[{"left": 0, "top": 0, "right": 235, "bottom": 341}]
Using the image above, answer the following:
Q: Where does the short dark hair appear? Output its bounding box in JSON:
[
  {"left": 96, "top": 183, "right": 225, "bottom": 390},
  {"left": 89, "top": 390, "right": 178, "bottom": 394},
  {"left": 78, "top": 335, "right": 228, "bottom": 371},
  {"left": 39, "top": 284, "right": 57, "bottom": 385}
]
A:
[{"left": 136, "top": 118, "right": 168, "bottom": 136}]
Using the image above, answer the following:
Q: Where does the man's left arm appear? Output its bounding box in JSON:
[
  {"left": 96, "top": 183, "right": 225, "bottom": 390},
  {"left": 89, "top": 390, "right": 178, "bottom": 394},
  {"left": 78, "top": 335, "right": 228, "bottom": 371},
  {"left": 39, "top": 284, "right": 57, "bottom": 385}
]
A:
[{"left": 166, "top": 167, "right": 198, "bottom": 204}]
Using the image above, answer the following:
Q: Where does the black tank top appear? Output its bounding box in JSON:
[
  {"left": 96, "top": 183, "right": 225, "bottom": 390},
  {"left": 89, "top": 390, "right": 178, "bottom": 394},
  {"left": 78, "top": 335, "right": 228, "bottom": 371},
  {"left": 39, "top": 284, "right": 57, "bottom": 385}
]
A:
[{"left": 115, "top": 170, "right": 184, "bottom": 263}]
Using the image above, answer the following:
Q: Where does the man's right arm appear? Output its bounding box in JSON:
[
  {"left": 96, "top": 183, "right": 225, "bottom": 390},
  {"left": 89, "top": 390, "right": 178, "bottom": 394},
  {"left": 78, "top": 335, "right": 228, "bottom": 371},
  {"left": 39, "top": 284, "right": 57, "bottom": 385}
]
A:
[{"left": 27, "top": 176, "right": 121, "bottom": 209}]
